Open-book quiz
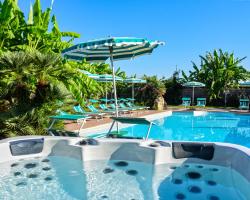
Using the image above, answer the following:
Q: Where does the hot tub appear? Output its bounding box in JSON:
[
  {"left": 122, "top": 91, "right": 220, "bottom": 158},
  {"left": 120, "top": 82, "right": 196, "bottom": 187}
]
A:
[{"left": 0, "top": 136, "right": 249, "bottom": 199}]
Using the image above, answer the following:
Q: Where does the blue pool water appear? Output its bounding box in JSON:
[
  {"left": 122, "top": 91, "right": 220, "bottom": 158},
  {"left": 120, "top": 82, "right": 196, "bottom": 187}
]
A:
[{"left": 121, "top": 112, "right": 250, "bottom": 148}]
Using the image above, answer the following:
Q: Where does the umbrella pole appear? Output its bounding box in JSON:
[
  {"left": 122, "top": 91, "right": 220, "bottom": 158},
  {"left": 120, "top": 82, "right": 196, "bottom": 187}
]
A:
[
  {"left": 132, "top": 83, "right": 134, "bottom": 101},
  {"left": 109, "top": 47, "right": 119, "bottom": 118},
  {"left": 109, "top": 46, "right": 119, "bottom": 133},
  {"left": 105, "top": 83, "right": 107, "bottom": 106},
  {"left": 109, "top": 47, "right": 118, "bottom": 117},
  {"left": 192, "top": 86, "right": 195, "bottom": 106}
]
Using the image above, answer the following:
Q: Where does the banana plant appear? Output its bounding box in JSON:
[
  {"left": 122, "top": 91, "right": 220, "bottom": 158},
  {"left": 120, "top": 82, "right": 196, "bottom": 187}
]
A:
[
  {"left": 0, "top": 0, "right": 26, "bottom": 51},
  {"left": 182, "top": 49, "right": 249, "bottom": 101},
  {"left": 0, "top": 0, "right": 80, "bottom": 52}
]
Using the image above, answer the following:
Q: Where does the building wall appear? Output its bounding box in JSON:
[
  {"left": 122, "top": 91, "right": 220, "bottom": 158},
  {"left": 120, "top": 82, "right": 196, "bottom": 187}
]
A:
[{"left": 182, "top": 88, "right": 208, "bottom": 99}]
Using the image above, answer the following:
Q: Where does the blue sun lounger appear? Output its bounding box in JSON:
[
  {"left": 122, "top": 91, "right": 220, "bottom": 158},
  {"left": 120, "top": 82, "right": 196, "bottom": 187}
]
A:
[
  {"left": 119, "top": 103, "right": 136, "bottom": 111},
  {"left": 109, "top": 103, "right": 130, "bottom": 112},
  {"left": 182, "top": 97, "right": 191, "bottom": 107},
  {"left": 73, "top": 105, "right": 105, "bottom": 119},
  {"left": 126, "top": 98, "right": 136, "bottom": 102},
  {"left": 99, "top": 98, "right": 111, "bottom": 103},
  {"left": 99, "top": 104, "right": 119, "bottom": 112},
  {"left": 107, "top": 117, "right": 156, "bottom": 140},
  {"left": 239, "top": 99, "right": 249, "bottom": 110},
  {"left": 118, "top": 98, "right": 129, "bottom": 102},
  {"left": 100, "top": 104, "right": 131, "bottom": 114},
  {"left": 126, "top": 102, "right": 149, "bottom": 110},
  {"left": 87, "top": 105, "right": 115, "bottom": 114},
  {"left": 196, "top": 98, "right": 206, "bottom": 107}
]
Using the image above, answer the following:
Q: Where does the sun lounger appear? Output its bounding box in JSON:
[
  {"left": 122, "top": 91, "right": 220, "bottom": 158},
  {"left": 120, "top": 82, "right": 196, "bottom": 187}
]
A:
[
  {"left": 87, "top": 105, "right": 115, "bottom": 114},
  {"left": 107, "top": 117, "right": 155, "bottom": 139},
  {"left": 109, "top": 103, "right": 130, "bottom": 112},
  {"left": 239, "top": 99, "right": 249, "bottom": 110},
  {"left": 182, "top": 97, "right": 191, "bottom": 107},
  {"left": 126, "top": 98, "right": 136, "bottom": 103},
  {"left": 119, "top": 103, "right": 137, "bottom": 111},
  {"left": 99, "top": 104, "right": 116, "bottom": 112},
  {"left": 196, "top": 98, "right": 206, "bottom": 107},
  {"left": 48, "top": 112, "right": 90, "bottom": 136},
  {"left": 73, "top": 105, "right": 105, "bottom": 119},
  {"left": 126, "top": 102, "right": 149, "bottom": 110},
  {"left": 118, "top": 98, "right": 129, "bottom": 102},
  {"left": 89, "top": 99, "right": 99, "bottom": 103},
  {"left": 100, "top": 104, "right": 130, "bottom": 114},
  {"left": 109, "top": 98, "right": 116, "bottom": 102},
  {"left": 99, "top": 98, "right": 111, "bottom": 103}
]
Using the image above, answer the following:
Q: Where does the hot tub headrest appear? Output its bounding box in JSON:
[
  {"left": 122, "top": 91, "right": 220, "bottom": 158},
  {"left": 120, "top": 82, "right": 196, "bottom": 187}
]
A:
[
  {"left": 172, "top": 142, "right": 214, "bottom": 160},
  {"left": 9, "top": 138, "right": 44, "bottom": 156}
]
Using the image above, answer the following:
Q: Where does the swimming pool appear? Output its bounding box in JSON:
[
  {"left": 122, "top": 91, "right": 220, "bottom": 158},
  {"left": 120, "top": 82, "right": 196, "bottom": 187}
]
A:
[{"left": 121, "top": 112, "right": 250, "bottom": 148}]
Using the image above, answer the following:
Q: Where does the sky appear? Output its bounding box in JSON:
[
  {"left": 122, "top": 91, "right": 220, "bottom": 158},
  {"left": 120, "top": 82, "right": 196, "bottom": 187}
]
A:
[{"left": 18, "top": 0, "right": 250, "bottom": 78}]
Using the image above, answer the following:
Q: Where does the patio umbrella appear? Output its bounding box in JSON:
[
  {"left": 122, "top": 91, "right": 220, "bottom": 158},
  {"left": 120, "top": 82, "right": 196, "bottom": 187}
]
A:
[
  {"left": 79, "top": 70, "right": 123, "bottom": 105},
  {"left": 239, "top": 81, "right": 250, "bottom": 87},
  {"left": 123, "top": 78, "right": 146, "bottom": 102},
  {"left": 62, "top": 37, "right": 164, "bottom": 117},
  {"left": 94, "top": 74, "right": 123, "bottom": 105},
  {"left": 182, "top": 81, "right": 205, "bottom": 105}
]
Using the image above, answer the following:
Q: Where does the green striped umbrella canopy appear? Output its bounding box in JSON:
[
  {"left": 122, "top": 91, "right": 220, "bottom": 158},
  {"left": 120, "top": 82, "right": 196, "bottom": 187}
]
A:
[
  {"left": 239, "top": 81, "right": 250, "bottom": 87},
  {"left": 79, "top": 70, "right": 122, "bottom": 103},
  {"left": 123, "top": 78, "right": 147, "bottom": 84},
  {"left": 62, "top": 37, "right": 164, "bottom": 118},
  {"left": 79, "top": 70, "right": 99, "bottom": 78},
  {"left": 182, "top": 81, "right": 205, "bottom": 105},
  {"left": 94, "top": 74, "right": 123, "bottom": 82},
  {"left": 182, "top": 81, "right": 205, "bottom": 88},
  {"left": 124, "top": 78, "right": 147, "bottom": 101},
  {"left": 62, "top": 37, "right": 164, "bottom": 62}
]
